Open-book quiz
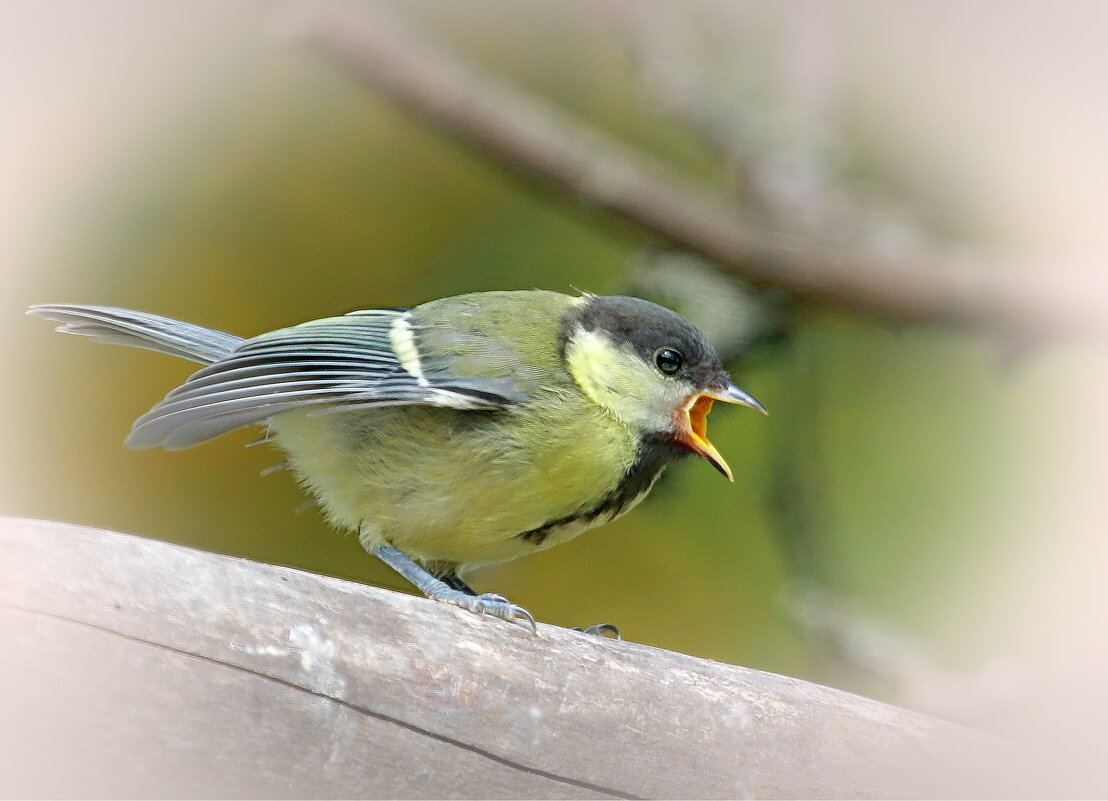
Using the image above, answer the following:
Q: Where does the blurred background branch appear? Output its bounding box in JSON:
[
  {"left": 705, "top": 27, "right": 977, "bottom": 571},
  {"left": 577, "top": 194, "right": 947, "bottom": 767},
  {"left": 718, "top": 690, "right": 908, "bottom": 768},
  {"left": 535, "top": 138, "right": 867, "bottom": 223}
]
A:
[{"left": 283, "top": 0, "right": 1096, "bottom": 334}]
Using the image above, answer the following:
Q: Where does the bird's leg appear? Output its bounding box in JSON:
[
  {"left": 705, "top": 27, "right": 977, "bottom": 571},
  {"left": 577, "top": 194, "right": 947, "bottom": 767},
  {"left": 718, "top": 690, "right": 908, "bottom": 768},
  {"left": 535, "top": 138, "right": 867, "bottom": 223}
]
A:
[{"left": 373, "top": 545, "right": 537, "bottom": 633}]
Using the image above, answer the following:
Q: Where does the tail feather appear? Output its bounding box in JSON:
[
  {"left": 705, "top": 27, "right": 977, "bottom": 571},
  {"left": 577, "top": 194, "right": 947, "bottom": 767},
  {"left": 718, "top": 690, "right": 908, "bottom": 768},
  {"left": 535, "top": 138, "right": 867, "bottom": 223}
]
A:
[{"left": 27, "top": 304, "right": 242, "bottom": 365}]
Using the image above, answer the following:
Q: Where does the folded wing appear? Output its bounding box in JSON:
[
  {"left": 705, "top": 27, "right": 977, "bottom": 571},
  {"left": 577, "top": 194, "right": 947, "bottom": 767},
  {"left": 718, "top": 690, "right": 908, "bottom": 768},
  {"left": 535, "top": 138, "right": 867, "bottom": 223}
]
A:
[{"left": 31, "top": 305, "right": 529, "bottom": 450}]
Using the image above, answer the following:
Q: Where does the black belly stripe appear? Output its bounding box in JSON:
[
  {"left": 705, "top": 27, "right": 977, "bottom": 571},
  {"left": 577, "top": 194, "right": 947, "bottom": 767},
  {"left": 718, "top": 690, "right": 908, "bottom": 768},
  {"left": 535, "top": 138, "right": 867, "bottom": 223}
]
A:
[{"left": 518, "top": 434, "right": 686, "bottom": 546}]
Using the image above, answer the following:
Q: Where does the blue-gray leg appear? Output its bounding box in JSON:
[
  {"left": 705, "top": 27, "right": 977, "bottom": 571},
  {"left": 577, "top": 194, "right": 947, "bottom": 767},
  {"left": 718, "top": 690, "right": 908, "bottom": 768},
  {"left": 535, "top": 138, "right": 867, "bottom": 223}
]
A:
[{"left": 373, "top": 545, "right": 537, "bottom": 634}]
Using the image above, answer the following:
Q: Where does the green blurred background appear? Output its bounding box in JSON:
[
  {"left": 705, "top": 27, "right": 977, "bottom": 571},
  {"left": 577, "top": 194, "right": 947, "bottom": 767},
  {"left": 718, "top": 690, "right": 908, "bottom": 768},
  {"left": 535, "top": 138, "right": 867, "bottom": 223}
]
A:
[{"left": 3, "top": 0, "right": 1106, "bottom": 758}]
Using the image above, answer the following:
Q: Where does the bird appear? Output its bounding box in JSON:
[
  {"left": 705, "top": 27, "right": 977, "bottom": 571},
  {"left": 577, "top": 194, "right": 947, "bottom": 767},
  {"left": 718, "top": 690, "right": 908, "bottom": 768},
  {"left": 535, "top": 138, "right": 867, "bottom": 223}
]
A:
[{"left": 28, "top": 290, "right": 765, "bottom": 632}]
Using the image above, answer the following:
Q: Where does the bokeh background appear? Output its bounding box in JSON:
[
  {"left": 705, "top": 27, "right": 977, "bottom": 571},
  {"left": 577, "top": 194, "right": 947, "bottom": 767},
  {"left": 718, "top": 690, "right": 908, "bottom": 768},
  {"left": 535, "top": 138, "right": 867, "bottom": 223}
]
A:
[{"left": 3, "top": 0, "right": 1106, "bottom": 774}]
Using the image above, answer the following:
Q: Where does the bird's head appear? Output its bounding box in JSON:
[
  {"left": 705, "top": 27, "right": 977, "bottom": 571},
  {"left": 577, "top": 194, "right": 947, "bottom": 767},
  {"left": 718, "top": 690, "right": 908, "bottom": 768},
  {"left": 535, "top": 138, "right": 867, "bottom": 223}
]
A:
[{"left": 562, "top": 294, "right": 766, "bottom": 481}]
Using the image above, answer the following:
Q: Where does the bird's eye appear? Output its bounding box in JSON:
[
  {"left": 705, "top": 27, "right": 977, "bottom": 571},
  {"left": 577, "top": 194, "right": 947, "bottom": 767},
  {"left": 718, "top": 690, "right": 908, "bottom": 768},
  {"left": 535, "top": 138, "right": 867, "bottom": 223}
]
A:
[{"left": 654, "top": 348, "right": 684, "bottom": 375}]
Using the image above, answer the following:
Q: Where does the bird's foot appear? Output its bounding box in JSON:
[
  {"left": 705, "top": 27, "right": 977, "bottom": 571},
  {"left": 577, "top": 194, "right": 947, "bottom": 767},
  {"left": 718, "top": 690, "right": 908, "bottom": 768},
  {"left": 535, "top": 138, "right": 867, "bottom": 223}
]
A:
[
  {"left": 371, "top": 544, "right": 537, "bottom": 633},
  {"left": 572, "top": 623, "right": 621, "bottom": 640},
  {"left": 427, "top": 586, "right": 537, "bottom": 634}
]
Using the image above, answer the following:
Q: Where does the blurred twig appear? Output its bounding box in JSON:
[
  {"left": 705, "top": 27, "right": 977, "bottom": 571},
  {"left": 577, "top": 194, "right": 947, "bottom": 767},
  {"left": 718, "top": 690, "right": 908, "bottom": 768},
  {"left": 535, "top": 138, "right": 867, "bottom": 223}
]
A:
[
  {"left": 601, "top": 0, "right": 843, "bottom": 214},
  {"left": 278, "top": 0, "right": 1097, "bottom": 334}
]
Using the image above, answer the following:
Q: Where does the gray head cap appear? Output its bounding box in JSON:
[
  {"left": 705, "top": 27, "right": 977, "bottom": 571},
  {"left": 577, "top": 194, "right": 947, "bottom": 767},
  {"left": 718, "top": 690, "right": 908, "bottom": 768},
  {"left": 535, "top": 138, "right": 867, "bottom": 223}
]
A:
[{"left": 567, "top": 294, "right": 726, "bottom": 390}]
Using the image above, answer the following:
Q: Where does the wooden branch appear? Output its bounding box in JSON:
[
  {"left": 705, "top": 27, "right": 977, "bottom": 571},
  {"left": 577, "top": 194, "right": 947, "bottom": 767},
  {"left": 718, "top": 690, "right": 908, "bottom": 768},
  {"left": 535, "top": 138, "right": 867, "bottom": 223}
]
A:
[
  {"left": 1, "top": 516, "right": 1052, "bottom": 798},
  {"left": 276, "top": 1, "right": 1096, "bottom": 334}
]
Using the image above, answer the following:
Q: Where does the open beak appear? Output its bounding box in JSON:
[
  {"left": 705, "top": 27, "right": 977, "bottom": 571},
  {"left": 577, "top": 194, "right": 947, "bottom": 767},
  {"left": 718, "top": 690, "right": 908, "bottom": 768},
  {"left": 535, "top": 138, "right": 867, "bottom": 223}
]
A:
[{"left": 675, "top": 379, "right": 766, "bottom": 482}]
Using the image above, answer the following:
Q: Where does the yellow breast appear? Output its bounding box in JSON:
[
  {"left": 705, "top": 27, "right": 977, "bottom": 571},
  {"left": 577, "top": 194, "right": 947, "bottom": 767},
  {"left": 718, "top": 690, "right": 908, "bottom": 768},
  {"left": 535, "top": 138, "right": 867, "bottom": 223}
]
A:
[{"left": 268, "top": 389, "right": 640, "bottom": 566}]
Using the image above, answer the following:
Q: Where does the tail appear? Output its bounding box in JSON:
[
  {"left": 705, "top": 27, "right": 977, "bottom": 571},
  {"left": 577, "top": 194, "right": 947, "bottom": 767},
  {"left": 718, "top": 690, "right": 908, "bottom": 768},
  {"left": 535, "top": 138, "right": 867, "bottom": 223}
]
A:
[{"left": 27, "top": 304, "right": 242, "bottom": 365}]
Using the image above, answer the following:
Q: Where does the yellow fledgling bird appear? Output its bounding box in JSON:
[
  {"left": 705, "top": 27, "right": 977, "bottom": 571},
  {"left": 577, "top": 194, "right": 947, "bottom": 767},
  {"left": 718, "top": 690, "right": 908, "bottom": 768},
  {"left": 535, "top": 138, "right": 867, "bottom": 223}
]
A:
[{"left": 29, "top": 290, "right": 765, "bottom": 631}]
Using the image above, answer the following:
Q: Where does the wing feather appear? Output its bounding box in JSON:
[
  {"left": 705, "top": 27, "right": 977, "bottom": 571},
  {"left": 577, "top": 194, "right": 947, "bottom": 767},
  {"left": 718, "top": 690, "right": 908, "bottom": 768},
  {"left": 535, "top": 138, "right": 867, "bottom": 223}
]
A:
[{"left": 127, "top": 309, "right": 528, "bottom": 449}]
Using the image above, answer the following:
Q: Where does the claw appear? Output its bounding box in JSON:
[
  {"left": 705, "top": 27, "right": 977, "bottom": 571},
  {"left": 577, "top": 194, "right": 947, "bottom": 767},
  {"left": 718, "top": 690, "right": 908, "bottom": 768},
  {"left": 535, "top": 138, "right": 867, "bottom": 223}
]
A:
[
  {"left": 572, "top": 623, "right": 622, "bottom": 640},
  {"left": 441, "top": 590, "right": 537, "bottom": 634},
  {"left": 508, "top": 604, "right": 538, "bottom": 635}
]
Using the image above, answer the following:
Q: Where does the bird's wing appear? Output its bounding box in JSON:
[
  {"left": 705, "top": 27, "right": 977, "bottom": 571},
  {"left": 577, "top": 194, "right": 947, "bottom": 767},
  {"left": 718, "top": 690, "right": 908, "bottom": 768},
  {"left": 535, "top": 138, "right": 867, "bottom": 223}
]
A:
[{"left": 128, "top": 309, "right": 531, "bottom": 450}]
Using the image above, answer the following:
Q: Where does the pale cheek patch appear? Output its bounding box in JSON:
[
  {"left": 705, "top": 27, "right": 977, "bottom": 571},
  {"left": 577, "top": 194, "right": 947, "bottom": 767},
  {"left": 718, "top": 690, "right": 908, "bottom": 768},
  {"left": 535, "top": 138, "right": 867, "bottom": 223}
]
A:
[
  {"left": 565, "top": 326, "right": 688, "bottom": 433},
  {"left": 565, "top": 328, "right": 616, "bottom": 406},
  {"left": 388, "top": 315, "right": 430, "bottom": 387}
]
